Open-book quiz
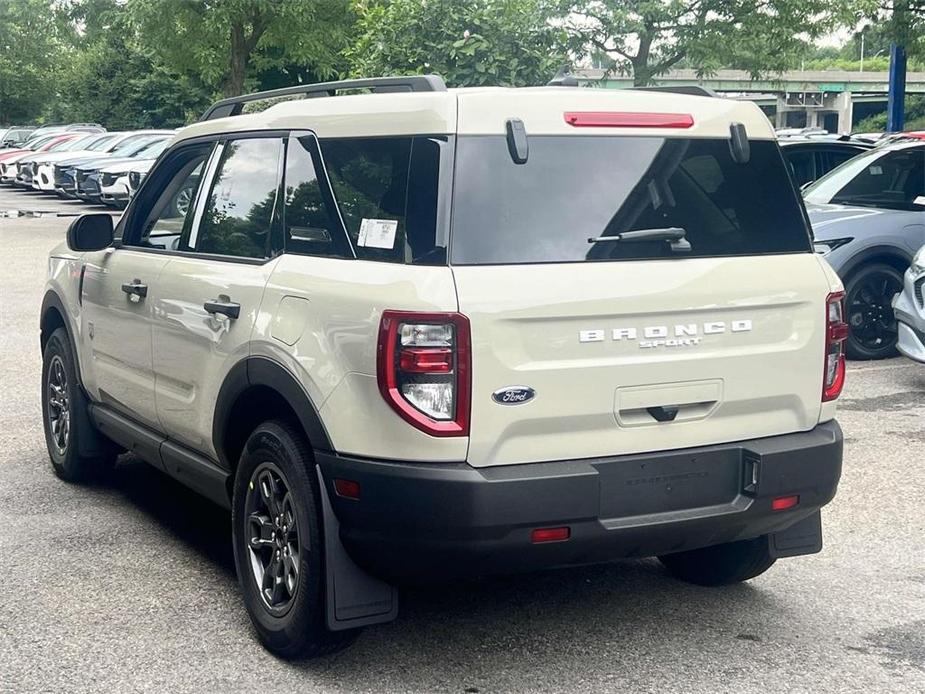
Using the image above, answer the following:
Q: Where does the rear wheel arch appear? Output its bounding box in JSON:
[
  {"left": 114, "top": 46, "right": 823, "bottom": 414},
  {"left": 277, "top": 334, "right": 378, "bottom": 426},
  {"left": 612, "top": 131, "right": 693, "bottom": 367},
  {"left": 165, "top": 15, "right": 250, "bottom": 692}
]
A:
[{"left": 213, "top": 357, "right": 333, "bottom": 474}]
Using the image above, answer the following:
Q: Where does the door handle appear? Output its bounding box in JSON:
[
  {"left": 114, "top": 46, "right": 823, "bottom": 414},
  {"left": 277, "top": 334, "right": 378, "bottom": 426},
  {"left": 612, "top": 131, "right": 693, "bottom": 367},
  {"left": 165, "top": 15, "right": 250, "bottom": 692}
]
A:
[
  {"left": 204, "top": 299, "right": 240, "bottom": 320},
  {"left": 121, "top": 280, "right": 148, "bottom": 298}
]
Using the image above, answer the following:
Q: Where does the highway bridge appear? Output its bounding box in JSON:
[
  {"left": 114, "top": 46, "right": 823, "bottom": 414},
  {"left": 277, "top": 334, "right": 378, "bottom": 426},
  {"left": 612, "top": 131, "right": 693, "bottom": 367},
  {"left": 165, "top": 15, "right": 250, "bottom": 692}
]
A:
[{"left": 575, "top": 69, "right": 925, "bottom": 132}]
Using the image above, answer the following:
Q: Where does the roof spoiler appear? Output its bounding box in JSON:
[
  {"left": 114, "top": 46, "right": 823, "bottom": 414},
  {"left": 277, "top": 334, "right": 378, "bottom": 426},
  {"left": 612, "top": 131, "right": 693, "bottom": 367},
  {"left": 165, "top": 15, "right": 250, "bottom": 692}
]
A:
[
  {"left": 635, "top": 85, "right": 719, "bottom": 98},
  {"left": 199, "top": 74, "right": 448, "bottom": 122}
]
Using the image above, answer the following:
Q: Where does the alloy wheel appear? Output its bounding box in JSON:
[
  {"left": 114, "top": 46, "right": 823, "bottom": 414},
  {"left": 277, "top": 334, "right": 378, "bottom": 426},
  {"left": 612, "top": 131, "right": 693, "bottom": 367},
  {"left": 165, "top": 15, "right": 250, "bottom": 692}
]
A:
[
  {"left": 245, "top": 463, "right": 301, "bottom": 615},
  {"left": 175, "top": 186, "right": 192, "bottom": 216},
  {"left": 847, "top": 271, "right": 902, "bottom": 352},
  {"left": 46, "top": 355, "right": 70, "bottom": 455}
]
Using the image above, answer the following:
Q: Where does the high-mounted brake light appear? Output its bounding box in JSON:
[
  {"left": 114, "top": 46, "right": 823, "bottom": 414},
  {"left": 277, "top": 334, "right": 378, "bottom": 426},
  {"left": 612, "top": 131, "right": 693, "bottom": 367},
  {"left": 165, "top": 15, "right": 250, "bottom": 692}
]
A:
[
  {"left": 564, "top": 111, "right": 694, "bottom": 129},
  {"left": 377, "top": 311, "right": 471, "bottom": 436},
  {"left": 823, "top": 292, "right": 847, "bottom": 402}
]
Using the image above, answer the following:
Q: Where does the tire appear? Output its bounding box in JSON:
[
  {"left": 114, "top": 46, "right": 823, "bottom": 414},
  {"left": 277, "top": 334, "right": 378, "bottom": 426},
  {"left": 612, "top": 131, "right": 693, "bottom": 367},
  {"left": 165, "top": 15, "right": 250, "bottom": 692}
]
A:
[
  {"left": 232, "top": 420, "right": 358, "bottom": 659},
  {"left": 658, "top": 536, "right": 776, "bottom": 587},
  {"left": 843, "top": 263, "right": 904, "bottom": 360},
  {"left": 41, "top": 327, "right": 116, "bottom": 482}
]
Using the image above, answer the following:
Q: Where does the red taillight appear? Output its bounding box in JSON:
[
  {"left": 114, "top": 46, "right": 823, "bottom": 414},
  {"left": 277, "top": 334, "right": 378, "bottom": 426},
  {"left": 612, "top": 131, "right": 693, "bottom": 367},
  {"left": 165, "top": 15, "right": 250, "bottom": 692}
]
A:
[
  {"left": 377, "top": 311, "right": 471, "bottom": 437},
  {"left": 823, "top": 292, "right": 847, "bottom": 401},
  {"left": 531, "top": 527, "right": 570, "bottom": 543},
  {"left": 771, "top": 495, "right": 799, "bottom": 512},
  {"left": 564, "top": 111, "right": 694, "bottom": 129}
]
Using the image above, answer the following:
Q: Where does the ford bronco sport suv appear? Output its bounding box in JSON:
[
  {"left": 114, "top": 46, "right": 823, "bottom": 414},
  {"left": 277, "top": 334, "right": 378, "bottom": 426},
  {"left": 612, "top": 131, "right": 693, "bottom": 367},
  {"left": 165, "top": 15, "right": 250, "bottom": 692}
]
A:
[{"left": 40, "top": 75, "right": 845, "bottom": 659}]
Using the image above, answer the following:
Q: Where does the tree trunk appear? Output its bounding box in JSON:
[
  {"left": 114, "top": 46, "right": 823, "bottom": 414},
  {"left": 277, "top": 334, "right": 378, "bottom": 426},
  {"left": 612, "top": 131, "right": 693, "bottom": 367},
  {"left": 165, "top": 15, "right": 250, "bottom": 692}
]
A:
[
  {"left": 632, "top": 32, "right": 654, "bottom": 86},
  {"left": 225, "top": 21, "right": 248, "bottom": 97}
]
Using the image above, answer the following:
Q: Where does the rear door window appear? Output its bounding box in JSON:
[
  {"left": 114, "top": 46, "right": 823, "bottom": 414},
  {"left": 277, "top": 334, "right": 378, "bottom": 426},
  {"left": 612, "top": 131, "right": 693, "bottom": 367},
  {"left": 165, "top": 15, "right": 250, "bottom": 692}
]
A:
[{"left": 451, "top": 136, "right": 812, "bottom": 265}]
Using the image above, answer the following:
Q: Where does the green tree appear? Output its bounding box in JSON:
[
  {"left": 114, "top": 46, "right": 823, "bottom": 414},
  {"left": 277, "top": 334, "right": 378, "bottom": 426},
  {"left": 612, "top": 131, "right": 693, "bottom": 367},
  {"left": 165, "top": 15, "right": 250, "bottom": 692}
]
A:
[
  {"left": 129, "top": 0, "right": 354, "bottom": 97},
  {"left": 347, "top": 0, "right": 567, "bottom": 87},
  {"left": 0, "top": 0, "right": 71, "bottom": 124},
  {"left": 561, "top": 0, "right": 862, "bottom": 86}
]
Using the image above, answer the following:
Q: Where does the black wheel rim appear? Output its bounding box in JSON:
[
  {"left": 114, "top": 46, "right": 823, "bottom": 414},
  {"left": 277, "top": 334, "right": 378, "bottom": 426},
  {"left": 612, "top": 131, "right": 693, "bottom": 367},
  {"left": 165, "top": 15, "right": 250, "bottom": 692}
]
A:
[
  {"left": 245, "top": 463, "right": 301, "bottom": 615},
  {"left": 847, "top": 272, "right": 902, "bottom": 352},
  {"left": 46, "top": 355, "right": 70, "bottom": 455}
]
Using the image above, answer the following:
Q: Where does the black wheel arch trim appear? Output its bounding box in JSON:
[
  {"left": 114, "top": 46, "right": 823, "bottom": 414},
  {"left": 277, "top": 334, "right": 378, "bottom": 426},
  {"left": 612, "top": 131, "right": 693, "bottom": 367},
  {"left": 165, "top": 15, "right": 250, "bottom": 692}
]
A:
[
  {"left": 213, "top": 356, "right": 334, "bottom": 469},
  {"left": 838, "top": 245, "right": 911, "bottom": 280}
]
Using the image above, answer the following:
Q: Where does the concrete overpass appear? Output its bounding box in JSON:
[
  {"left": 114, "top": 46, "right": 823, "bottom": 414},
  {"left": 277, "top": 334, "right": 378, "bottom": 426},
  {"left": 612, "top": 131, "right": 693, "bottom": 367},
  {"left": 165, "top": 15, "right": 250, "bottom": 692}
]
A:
[{"left": 575, "top": 69, "right": 925, "bottom": 132}]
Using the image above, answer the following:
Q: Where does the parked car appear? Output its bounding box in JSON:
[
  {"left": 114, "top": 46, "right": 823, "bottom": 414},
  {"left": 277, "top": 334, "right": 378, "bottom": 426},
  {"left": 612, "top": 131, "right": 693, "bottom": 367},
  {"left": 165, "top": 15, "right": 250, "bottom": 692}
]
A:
[
  {"left": 805, "top": 140, "right": 925, "bottom": 359},
  {"left": 41, "top": 76, "right": 845, "bottom": 659},
  {"left": 0, "top": 134, "right": 82, "bottom": 184},
  {"left": 0, "top": 131, "right": 70, "bottom": 165},
  {"left": 99, "top": 138, "right": 172, "bottom": 207},
  {"left": 71, "top": 134, "right": 173, "bottom": 203},
  {"left": 779, "top": 136, "right": 872, "bottom": 188},
  {"left": 14, "top": 133, "right": 116, "bottom": 190},
  {"left": 0, "top": 127, "right": 37, "bottom": 148},
  {"left": 27, "top": 133, "right": 121, "bottom": 192},
  {"left": 28, "top": 123, "right": 105, "bottom": 139},
  {"left": 892, "top": 244, "right": 925, "bottom": 363},
  {"left": 50, "top": 130, "right": 173, "bottom": 198}
]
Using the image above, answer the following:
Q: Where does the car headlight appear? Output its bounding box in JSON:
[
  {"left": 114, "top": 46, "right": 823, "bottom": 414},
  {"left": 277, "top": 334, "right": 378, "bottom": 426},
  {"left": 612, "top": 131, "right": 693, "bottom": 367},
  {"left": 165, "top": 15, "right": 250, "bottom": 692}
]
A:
[
  {"left": 911, "top": 246, "right": 925, "bottom": 275},
  {"left": 813, "top": 237, "right": 854, "bottom": 255}
]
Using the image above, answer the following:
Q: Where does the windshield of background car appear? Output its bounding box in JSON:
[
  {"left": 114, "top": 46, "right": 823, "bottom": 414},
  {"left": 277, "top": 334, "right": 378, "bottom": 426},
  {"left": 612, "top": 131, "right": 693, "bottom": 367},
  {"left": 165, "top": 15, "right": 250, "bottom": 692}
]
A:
[
  {"left": 57, "top": 135, "right": 95, "bottom": 151},
  {"left": 24, "top": 135, "right": 58, "bottom": 150},
  {"left": 450, "top": 136, "right": 812, "bottom": 265},
  {"left": 135, "top": 138, "right": 169, "bottom": 158},
  {"left": 109, "top": 136, "right": 159, "bottom": 157},
  {"left": 804, "top": 145, "right": 925, "bottom": 211}
]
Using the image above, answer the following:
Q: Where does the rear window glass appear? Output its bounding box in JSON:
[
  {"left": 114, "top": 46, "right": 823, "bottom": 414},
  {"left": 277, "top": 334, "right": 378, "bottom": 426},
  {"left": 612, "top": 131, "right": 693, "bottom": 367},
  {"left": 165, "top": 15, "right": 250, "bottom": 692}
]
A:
[{"left": 450, "top": 136, "right": 811, "bottom": 265}]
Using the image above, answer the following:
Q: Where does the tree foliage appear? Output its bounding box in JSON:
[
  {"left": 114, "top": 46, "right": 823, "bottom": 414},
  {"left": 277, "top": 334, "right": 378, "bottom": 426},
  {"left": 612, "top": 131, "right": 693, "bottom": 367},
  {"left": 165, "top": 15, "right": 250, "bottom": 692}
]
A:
[
  {"left": 0, "top": 0, "right": 71, "bottom": 123},
  {"left": 128, "top": 0, "right": 354, "bottom": 96},
  {"left": 561, "top": 0, "right": 863, "bottom": 86},
  {"left": 347, "top": 0, "right": 567, "bottom": 87}
]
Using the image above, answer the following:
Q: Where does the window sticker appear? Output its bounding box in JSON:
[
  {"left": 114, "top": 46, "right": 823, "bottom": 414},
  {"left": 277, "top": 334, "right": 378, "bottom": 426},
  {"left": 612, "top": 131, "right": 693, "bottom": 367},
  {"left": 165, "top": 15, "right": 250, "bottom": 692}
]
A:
[
  {"left": 914, "top": 196, "right": 925, "bottom": 206},
  {"left": 868, "top": 165, "right": 883, "bottom": 175},
  {"left": 357, "top": 218, "right": 398, "bottom": 249}
]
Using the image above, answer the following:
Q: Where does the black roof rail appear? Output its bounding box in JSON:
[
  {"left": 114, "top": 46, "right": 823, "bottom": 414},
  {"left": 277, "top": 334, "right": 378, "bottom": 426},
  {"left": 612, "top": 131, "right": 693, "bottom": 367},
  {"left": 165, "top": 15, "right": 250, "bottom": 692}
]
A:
[
  {"left": 199, "top": 74, "right": 448, "bottom": 121},
  {"left": 634, "top": 85, "right": 719, "bottom": 98}
]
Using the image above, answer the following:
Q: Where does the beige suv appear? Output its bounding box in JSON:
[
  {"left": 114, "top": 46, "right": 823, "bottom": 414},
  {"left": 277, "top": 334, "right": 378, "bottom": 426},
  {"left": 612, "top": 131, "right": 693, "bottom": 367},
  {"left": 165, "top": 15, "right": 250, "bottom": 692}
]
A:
[{"left": 40, "top": 75, "right": 846, "bottom": 658}]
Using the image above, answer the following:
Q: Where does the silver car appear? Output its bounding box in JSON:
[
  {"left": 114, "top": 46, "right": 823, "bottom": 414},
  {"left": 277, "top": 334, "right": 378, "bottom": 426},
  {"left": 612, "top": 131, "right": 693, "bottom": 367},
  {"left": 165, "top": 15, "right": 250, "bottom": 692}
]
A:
[
  {"left": 893, "top": 247, "right": 925, "bottom": 362},
  {"left": 805, "top": 140, "right": 925, "bottom": 360}
]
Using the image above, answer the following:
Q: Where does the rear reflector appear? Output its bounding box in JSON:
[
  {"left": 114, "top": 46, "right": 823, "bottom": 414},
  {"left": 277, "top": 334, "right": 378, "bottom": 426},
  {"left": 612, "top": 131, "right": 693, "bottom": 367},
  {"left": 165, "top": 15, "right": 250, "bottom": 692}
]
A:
[
  {"left": 771, "top": 495, "right": 799, "bottom": 512},
  {"left": 531, "top": 527, "right": 570, "bottom": 543},
  {"left": 564, "top": 111, "right": 694, "bottom": 129},
  {"left": 334, "top": 478, "right": 361, "bottom": 500}
]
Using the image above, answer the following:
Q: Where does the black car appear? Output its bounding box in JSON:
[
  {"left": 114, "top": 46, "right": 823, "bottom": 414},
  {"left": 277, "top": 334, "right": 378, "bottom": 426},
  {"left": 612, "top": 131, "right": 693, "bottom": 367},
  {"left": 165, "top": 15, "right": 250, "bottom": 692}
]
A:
[{"left": 778, "top": 136, "right": 873, "bottom": 188}]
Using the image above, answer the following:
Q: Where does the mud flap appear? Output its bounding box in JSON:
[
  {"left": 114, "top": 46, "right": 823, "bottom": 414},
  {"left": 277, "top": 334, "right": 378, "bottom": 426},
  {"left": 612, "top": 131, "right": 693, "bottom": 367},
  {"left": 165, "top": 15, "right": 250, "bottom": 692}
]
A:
[
  {"left": 316, "top": 466, "right": 398, "bottom": 631},
  {"left": 769, "top": 510, "right": 823, "bottom": 558}
]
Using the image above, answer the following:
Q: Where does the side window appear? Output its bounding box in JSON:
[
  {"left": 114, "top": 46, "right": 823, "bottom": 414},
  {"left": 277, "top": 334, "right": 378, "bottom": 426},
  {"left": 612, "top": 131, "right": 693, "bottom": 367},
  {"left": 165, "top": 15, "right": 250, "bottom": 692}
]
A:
[
  {"left": 128, "top": 144, "right": 211, "bottom": 250},
  {"left": 283, "top": 136, "right": 351, "bottom": 258},
  {"left": 188, "top": 138, "right": 283, "bottom": 259},
  {"left": 832, "top": 149, "right": 925, "bottom": 209},
  {"left": 824, "top": 148, "right": 860, "bottom": 172},
  {"left": 785, "top": 148, "right": 816, "bottom": 187},
  {"left": 319, "top": 136, "right": 444, "bottom": 264}
]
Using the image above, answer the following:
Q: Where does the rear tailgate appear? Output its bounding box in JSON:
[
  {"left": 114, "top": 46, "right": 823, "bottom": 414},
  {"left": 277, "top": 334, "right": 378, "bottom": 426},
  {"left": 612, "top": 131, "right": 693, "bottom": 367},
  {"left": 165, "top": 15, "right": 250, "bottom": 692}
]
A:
[{"left": 454, "top": 254, "right": 828, "bottom": 467}]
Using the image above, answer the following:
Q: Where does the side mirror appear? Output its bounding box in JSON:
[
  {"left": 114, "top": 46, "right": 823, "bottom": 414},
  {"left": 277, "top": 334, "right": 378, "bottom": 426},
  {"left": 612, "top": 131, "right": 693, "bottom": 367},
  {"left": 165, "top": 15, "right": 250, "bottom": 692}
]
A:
[{"left": 67, "top": 213, "right": 114, "bottom": 252}]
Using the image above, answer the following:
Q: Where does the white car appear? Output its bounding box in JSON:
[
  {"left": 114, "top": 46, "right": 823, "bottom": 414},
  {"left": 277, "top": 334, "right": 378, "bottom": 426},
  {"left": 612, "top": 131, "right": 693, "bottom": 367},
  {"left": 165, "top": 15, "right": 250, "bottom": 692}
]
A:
[
  {"left": 98, "top": 139, "right": 172, "bottom": 207},
  {"left": 27, "top": 133, "right": 119, "bottom": 191},
  {"left": 41, "top": 75, "right": 845, "bottom": 659}
]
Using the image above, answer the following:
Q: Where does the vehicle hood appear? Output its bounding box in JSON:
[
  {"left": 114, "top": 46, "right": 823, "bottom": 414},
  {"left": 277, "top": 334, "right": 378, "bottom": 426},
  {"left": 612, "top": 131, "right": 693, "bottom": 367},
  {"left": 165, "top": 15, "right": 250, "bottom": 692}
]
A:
[
  {"left": 0, "top": 151, "right": 36, "bottom": 165},
  {"left": 57, "top": 154, "right": 114, "bottom": 170},
  {"left": 804, "top": 201, "right": 920, "bottom": 242},
  {"left": 127, "top": 158, "right": 156, "bottom": 173},
  {"left": 0, "top": 148, "right": 31, "bottom": 161},
  {"left": 30, "top": 150, "right": 102, "bottom": 165},
  {"left": 95, "top": 157, "right": 143, "bottom": 173}
]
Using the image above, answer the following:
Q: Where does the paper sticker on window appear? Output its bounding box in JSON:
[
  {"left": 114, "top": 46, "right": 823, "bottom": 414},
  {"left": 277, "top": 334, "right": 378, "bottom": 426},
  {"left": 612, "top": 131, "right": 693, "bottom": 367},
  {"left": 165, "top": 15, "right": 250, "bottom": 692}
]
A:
[
  {"left": 357, "top": 218, "right": 398, "bottom": 249},
  {"left": 869, "top": 165, "right": 883, "bottom": 175},
  {"left": 915, "top": 196, "right": 925, "bottom": 206}
]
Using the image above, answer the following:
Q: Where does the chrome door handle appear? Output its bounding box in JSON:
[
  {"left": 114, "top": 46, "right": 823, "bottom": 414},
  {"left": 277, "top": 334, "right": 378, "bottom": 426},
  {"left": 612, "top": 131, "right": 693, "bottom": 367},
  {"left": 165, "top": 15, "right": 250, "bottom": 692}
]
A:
[
  {"left": 121, "top": 280, "right": 147, "bottom": 298},
  {"left": 204, "top": 299, "right": 240, "bottom": 320}
]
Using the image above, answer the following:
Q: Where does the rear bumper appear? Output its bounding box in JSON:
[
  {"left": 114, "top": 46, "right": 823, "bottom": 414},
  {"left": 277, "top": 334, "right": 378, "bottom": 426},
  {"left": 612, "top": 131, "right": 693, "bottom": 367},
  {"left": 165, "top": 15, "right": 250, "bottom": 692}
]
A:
[{"left": 317, "top": 421, "right": 843, "bottom": 580}]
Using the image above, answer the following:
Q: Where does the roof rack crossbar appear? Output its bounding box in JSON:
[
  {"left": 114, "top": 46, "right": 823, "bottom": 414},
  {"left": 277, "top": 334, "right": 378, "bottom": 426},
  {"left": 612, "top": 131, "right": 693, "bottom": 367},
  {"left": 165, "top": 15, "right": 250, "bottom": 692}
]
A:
[
  {"left": 635, "top": 85, "right": 719, "bottom": 98},
  {"left": 199, "top": 74, "right": 448, "bottom": 121}
]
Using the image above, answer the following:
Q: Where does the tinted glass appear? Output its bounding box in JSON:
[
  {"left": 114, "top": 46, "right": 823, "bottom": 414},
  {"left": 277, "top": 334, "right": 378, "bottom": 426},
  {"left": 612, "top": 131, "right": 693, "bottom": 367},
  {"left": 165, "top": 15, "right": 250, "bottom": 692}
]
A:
[
  {"left": 805, "top": 146, "right": 924, "bottom": 211},
  {"left": 192, "top": 138, "right": 282, "bottom": 258},
  {"left": 283, "top": 136, "right": 350, "bottom": 258},
  {"left": 451, "top": 137, "right": 811, "bottom": 265},
  {"left": 824, "top": 148, "right": 862, "bottom": 171},
  {"left": 785, "top": 148, "right": 816, "bottom": 187},
  {"left": 320, "top": 136, "right": 444, "bottom": 264}
]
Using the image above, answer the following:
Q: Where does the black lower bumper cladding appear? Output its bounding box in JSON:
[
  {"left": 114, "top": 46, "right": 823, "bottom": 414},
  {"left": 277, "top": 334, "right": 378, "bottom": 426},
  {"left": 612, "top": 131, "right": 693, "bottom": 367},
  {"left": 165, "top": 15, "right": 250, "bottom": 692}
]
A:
[{"left": 317, "top": 421, "right": 843, "bottom": 580}]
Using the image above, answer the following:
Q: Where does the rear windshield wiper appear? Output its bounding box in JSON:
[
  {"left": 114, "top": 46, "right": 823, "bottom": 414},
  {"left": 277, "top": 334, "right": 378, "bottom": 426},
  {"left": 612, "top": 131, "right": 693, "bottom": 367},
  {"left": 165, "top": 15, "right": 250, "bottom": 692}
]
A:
[{"left": 588, "top": 227, "right": 691, "bottom": 252}]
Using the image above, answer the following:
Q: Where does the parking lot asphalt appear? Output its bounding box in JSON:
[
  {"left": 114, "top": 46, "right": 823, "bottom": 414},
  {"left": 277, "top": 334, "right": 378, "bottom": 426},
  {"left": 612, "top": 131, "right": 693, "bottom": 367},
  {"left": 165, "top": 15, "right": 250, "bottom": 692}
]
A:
[{"left": 1, "top": 207, "right": 924, "bottom": 693}]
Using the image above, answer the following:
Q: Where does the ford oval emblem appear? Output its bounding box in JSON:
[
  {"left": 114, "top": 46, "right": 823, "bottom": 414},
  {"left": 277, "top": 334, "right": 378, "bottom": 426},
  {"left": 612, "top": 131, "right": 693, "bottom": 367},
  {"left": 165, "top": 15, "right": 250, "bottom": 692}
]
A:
[{"left": 492, "top": 386, "right": 536, "bottom": 405}]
